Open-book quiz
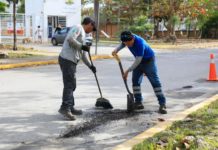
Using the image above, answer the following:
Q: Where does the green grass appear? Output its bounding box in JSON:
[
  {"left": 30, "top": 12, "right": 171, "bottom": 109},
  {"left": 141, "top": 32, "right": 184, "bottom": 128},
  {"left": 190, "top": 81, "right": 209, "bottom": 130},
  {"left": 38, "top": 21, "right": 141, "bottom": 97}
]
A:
[
  {"left": 133, "top": 100, "right": 218, "bottom": 150},
  {"left": 7, "top": 52, "right": 43, "bottom": 58}
]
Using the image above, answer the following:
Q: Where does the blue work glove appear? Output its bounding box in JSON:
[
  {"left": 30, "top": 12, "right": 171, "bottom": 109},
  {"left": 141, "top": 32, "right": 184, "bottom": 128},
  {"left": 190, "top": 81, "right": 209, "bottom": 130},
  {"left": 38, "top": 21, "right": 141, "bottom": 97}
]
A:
[{"left": 90, "top": 65, "right": 96, "bottom": 73}]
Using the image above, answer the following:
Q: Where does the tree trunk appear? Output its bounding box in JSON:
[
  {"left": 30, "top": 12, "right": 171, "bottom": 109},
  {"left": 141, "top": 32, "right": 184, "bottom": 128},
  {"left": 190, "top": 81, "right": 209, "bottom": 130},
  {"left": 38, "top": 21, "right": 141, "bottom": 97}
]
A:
[
  {"left": 13, "top": 1, "right": 17, "bottom": 51},
  {"left": 94, "top": 0, "right": 99, "bottom": 55},
  {"left": 153, "top": 18, "right": 160, "bottom": 39},
  {"left": 187, "top": 24, "right": 191, "bottom": 39}
]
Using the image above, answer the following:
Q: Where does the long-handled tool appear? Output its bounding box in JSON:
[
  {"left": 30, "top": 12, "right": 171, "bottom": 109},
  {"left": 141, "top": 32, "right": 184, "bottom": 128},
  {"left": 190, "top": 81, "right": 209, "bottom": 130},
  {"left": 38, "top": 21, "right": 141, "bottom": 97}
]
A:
[
  {"left": 88, "top": 51, "right": 113, "bottom": 109},
  {"left": 114, "top": 54, "right": 134, "bottom": 112}
]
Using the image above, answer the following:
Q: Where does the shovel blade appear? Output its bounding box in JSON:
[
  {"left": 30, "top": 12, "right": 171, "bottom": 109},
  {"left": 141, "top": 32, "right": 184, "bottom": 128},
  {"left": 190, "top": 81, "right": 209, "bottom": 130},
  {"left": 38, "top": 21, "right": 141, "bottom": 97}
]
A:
[{"left": 127, "top": 94, "right": 134, "bottom": 112}]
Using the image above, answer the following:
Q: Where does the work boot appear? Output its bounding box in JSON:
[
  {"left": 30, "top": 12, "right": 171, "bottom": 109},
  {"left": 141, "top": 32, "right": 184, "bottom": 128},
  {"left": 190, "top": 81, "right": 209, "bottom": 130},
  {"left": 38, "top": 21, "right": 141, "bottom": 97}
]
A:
[
  {"left": 71, "top": 107, "right": 82, "bottom": 115},
  {"left": 159, "top": 105, "right": 167, "bottom": 114},
  {"left": 134, "top": 101, "right": 144, "bottom": 110},
  {"left": 58, "top": 108, "right": 76, "bottom": 120}
]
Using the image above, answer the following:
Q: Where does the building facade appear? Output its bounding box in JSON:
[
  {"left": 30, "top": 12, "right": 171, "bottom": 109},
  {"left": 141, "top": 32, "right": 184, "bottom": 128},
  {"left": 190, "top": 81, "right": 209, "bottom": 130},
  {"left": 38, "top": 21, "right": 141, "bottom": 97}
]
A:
[{"left": 25, "top": 0, "right": 81, "bottom": 41}]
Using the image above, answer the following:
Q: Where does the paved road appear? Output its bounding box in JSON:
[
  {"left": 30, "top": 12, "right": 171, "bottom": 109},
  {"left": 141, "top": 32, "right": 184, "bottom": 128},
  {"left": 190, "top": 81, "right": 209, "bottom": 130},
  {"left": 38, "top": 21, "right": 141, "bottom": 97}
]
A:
[{"left": 0, "top": 48, "right": 218, "bottom": 150}]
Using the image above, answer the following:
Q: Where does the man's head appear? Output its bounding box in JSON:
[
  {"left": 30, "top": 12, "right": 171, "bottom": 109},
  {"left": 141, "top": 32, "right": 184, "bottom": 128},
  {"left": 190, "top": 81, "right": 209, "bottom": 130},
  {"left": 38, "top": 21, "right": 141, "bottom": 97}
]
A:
[
  {"left": 82, "top": 17, "right": 97, "bottom": 33},
  {"left": 120, "top": 31, "right": 134, "bottom": 47}
]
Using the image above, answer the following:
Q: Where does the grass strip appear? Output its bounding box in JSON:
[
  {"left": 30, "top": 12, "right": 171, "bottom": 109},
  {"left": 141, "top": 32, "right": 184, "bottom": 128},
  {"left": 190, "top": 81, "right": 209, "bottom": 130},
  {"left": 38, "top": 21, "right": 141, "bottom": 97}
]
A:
[{"left": 134, "top": 100, "right": 218, "bottom": 150}]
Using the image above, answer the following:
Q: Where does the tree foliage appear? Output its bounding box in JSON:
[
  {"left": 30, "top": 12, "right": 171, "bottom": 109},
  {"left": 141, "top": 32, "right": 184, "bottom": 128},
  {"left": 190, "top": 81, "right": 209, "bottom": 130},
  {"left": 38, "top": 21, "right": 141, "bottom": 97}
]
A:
[
  {"left": 150, "top": 0, "right": 218, "bottom": 38},
  {"left": 151, "top": 0, "right": 184, "bottom": 37},
  {"left": 17, "top": 0, "right": 25, "bottom": 13},
  {"left": 82, "top": 0, "right": 94, "bottom": 17},
  {"left": 129, "top": 15, "right": 153, "bottom": 34},
  {"left": 0, "top": 1, "right": 7, "bottom": 13},
  {"left": 102, "top": 0, "right": 148, "bottom": 26}
]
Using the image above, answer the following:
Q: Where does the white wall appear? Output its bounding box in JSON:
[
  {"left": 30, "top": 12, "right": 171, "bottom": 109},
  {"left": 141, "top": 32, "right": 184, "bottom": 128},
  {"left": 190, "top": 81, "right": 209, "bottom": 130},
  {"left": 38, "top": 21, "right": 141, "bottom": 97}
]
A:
[
  {"left": 25, "top": 0, "right": 43, "bottom": 18},
  {"left": 65, "top": 0, "right": 81, "bottom": 26},
  {"left": 43, "top": 0, "right": 81, "bottom": 25},
  {"left": 25, "top": 0, "right": 81, "bottom": 42},
  {"left": 25, "top": 0, "right": 44, "bottom": 40},
  {"left": 43, "top": 0, "right": 81, "bottom": 41}
]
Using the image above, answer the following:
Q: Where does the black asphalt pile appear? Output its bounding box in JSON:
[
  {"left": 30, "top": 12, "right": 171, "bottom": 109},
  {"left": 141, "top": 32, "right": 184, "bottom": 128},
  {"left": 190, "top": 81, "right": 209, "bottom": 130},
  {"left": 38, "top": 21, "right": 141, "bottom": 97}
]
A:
[{"left": 61, "top": 109, "right": 153, "bottom": 138}]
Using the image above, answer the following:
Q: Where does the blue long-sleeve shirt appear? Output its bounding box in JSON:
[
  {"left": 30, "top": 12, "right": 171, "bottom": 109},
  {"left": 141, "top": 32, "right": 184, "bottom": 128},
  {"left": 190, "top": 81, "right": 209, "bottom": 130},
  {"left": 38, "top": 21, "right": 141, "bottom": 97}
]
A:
[{"left": 115, "top": 34, "right": 154, "bottom": 71}]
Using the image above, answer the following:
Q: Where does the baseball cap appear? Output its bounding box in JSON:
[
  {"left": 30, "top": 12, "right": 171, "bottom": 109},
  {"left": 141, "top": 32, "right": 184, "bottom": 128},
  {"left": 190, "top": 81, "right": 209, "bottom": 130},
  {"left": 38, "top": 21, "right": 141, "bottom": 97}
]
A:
[
  {"left": 82, "top": 17, "right": 97, "bottom": 32},
  {"left": 120, "top": 31, "right": 133, "bottom": 42}
]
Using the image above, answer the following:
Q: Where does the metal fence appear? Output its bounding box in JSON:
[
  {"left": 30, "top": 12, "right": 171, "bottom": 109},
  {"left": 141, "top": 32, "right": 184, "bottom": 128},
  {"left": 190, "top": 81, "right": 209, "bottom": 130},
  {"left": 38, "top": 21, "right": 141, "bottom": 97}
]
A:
[{"left": 0, "top": 13, "right": 33, "bottom": 44}]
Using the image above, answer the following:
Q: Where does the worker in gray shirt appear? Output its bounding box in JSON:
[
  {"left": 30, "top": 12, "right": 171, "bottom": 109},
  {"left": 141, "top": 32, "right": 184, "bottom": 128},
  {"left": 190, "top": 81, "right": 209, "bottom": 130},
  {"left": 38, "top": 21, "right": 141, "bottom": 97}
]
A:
[{"left": 58, "top": 17, "right": 97, "bottom": 120}]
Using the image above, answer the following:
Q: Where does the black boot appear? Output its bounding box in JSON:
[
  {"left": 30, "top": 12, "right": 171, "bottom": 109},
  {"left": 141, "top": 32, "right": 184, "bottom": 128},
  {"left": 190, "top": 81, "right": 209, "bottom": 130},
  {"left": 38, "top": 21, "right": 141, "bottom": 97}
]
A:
[
  {"left": 134, "top": 101, "right": 144, "bottom": 110},
  {"left": 71, "top": 107, "right": 82, "bottom": 115},
  {"left": 159, "top": 105, "right": 167, "bottom": 114},
  {"left": 58, "top": 107, "right": 76, "bottom": 120}
]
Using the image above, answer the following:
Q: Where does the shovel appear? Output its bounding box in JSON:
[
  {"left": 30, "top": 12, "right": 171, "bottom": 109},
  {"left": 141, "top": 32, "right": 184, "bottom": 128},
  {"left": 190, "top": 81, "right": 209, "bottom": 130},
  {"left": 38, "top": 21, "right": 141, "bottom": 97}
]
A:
[
  {"left": 114, "top": 54, "right": 135, "bottom": 112},
  {"left": 88, "top": 51, "right": 113, "bottom": 109}
]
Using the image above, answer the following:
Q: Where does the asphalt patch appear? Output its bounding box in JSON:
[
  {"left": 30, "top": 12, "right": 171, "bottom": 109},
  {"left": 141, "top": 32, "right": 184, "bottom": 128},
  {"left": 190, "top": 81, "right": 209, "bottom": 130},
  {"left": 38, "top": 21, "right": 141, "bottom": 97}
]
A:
[
  {"left": 166, "top": 91, "right": 204, "bottom": 99},
  {"left": 61, "top": 109, "right": 152, "bottom": 138},
  {"left": 182, "top": 85, "right": 193, "bottom": 89}
]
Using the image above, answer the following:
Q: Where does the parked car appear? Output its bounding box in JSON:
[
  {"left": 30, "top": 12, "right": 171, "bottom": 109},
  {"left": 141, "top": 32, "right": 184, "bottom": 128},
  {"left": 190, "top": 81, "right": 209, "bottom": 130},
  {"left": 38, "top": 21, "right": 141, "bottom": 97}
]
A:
[{"left": 51, "top": 27, "right": 71, "bottom": 46}]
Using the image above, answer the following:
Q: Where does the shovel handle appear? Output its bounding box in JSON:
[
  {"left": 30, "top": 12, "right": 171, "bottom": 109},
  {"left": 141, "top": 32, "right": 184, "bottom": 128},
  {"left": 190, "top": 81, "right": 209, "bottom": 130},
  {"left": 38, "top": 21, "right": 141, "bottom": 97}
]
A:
[
  {"left": 113, "top": 54, "right": 121, "bottom": 62},
  {"left": 113, "top": 54, "right": 132, "bottom": 95},
  {"left": 88, "top": 51, "right": 103, "bottom": 98}
]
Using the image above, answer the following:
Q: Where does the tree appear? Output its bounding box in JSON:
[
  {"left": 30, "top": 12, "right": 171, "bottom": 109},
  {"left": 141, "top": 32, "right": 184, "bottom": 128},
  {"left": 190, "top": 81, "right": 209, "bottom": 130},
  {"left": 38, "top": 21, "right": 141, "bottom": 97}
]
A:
[
  {"left": 100, "top": 0, "right": 149, "bottom": 31},
  {"left": 82, "top": 0, "right": 151, "bottom": 37},
  {"left": 0, "top": 1, "right": 7, "bottom": 13},
  {"left": 128, "top": 15, "right": 153, "bottom": 36},
  {"left": 151, "top": 0, "right": 184, "bottom": 38},
  {"left": 17, "top": 0, "right": 25, "bottom": 13},
  {"left": 150, "top": 0, "right": 218, "bottom": 39},
  {"left": 202, "top": 10, "right": 218, "bottom": 38},
  {"left": 81, "top": 0, "right": 94, "bottom": 17},
  {"left": 179, "top": 0, "right": 218, "bottom": 38}
]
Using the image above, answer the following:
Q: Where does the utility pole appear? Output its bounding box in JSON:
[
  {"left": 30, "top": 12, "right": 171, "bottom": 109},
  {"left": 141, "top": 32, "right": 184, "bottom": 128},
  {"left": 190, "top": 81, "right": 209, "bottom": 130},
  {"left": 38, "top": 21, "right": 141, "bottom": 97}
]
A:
[{"left": 7, "top": 0, "right": 18, "bottom": 51}]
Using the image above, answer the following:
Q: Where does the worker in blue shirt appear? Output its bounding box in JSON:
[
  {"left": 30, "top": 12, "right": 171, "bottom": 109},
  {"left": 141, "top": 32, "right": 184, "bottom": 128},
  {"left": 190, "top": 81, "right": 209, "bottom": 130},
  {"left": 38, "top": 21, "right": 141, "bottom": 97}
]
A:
[{"left": 112, "top": 31, "right": 167, "bottom": 114}]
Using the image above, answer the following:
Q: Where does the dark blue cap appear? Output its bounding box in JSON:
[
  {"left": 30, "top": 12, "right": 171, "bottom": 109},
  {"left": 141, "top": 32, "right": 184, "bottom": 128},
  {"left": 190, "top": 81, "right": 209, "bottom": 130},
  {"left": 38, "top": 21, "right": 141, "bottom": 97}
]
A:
[{"left": 120, "top": 31, "right": 133, "bottom": 42}]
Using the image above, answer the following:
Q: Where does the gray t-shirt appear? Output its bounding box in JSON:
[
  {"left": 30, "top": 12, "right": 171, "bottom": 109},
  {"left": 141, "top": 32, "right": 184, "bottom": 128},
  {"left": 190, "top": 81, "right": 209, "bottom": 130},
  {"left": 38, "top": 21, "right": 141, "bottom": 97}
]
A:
[{"left": 60, "top": 24, "right": 91, "bottom": 67}]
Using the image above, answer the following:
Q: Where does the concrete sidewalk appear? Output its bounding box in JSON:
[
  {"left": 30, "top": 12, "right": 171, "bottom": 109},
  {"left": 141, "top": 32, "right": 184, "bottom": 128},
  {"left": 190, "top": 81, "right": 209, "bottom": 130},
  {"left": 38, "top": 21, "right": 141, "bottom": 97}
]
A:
[{"left": 0, "top": 48, "right": 114, "bottom": 70}]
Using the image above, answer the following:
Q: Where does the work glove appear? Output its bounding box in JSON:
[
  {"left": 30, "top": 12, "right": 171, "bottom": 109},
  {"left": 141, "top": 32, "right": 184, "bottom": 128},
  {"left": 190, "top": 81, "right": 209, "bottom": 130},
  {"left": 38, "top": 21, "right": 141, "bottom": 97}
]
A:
[
  {"left": 89, "top": 65, "right": 96, "bottom": 73},
  {"left": 81, "top": 45, "right": 90, "bottom": 52}
]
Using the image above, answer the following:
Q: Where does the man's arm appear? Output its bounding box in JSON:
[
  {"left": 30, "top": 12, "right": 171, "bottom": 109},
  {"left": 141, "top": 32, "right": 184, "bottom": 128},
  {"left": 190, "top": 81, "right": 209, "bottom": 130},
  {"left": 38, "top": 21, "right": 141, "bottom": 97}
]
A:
[
  {"left": 67, "top": 26, "right": 83, "bottom": 50},
  {"left": 112, "top": 43, "right": 125, "bottom": 56},
  {"left": 81, "top": 51, "right": 96, "bottom": 73},
  {"left": 115, "top": 43, "right": 125, "bottom": 52},
  {"left": 81, "top": 51, "right": 91, "bottom": 67},
  {"left": 127, "top": 56, "right": 143, "bottom": 72},
  {"left": 127, "top": 41, "right": 145, "bottom": 72},
  {"left": 123, "top": 42, "right": 144, "bottom": 80}
]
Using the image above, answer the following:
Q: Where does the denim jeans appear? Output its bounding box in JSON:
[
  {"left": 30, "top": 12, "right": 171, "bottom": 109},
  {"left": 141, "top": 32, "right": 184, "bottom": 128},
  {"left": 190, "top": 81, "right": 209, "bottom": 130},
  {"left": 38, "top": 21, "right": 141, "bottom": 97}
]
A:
[
  {"left": 132, "top": 57, "right": 166, "bottom": 105},
  {"left": 59, "top": 56, "right": 77, "bottom": 110}
]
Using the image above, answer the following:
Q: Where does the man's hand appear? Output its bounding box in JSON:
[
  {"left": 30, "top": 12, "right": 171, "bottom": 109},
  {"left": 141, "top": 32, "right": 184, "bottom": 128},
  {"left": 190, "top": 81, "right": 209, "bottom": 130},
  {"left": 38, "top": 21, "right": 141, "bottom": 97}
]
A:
[
  {"left": 112, "top": 50, "right": 117, "bottom": 56},
  {"left": 90, "top": 65, "right": 96, "bottom": 73},
  {"left": 81, "top": 45, "right": 90, "bottom": 52},
  {"left": 123, "top": 70, "right": 129, "bottom": 80}
]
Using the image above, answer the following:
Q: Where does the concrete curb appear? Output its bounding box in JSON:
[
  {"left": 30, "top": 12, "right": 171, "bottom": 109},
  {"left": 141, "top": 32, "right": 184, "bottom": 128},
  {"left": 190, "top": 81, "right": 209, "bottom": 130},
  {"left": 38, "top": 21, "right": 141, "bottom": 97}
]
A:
[
  {"left": 113, "top": 94, "right": 218, "bottom": 150},
  {"left": 0, "top": 55, "right": 113, "bottom": 70},
  {"left": 0, "top": 60, "right": 58, "bottom": 70}
]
